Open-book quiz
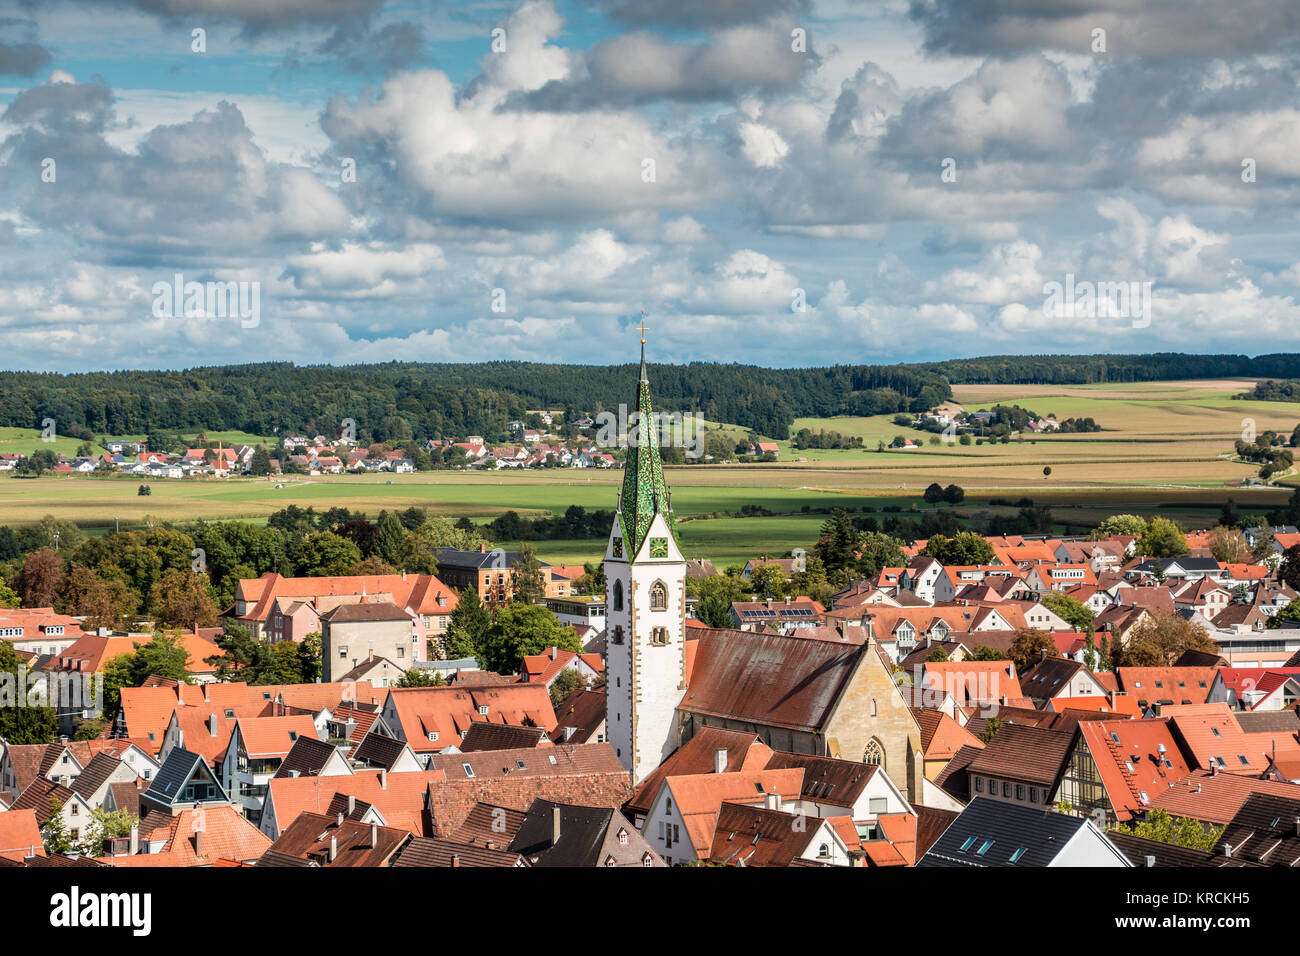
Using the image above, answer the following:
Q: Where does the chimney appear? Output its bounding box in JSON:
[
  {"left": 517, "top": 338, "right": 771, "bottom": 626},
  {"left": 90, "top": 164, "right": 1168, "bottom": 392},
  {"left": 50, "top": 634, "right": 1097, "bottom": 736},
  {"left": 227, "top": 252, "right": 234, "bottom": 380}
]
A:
[
  {"left": 209, "top": 713, "right": 218, "bottom": 737},
  {"left": 347, "top": 794, "right": 356, "bottom": 814},
  {"left": 1221, "top": 842, "right": 1234, "bottom": 858},
  {"left": 329, "top": 835, "right": 338, "bottom": 862},
  {"left": 1294, "top": 817, "right": 1300, "bottom": 838},
  {"left": 128, "top": 823, "right": 139, "bottom": 856},
  {"left": 715, "top": 748, "right": 728, "bottom": 774},
  {"left": 379, "top": 769, "right": 388, "bottom": 790},
  {"left": 451, "top": 853, "right": 461, "bottom": 867},
  {"left": 177, "top": 683, "right": 184, "bottom": 706},
  {"left": 370, "top": 821, "right": 378, "bottom": 848},
  {"left": 765, "top": 792, "right": 782, "bottom": 811},
  {"left": 479, "top": 542, "right": 487, "bottom": 553},
  {"left": 202, "top": 684, "right": 210, "bottom": 703},
  {"left": 550, "top": 646, "right": 557, "bottom": 660},
  {"left": 1144, "top": 854, "right": 1156, "bottom": 868},
  {"left": 551, "top": 804, "right": 562, "bottom": 847},
  {"left": 193, "top": 828, "right": 203, "bottom": 859}
]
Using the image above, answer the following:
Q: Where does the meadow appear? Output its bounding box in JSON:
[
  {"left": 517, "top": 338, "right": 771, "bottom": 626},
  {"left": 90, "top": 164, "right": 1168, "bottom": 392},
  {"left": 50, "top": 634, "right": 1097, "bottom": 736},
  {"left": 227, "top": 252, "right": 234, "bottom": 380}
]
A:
[{"left": 1, "top": 379, "right": 1296, "bottom": 566}]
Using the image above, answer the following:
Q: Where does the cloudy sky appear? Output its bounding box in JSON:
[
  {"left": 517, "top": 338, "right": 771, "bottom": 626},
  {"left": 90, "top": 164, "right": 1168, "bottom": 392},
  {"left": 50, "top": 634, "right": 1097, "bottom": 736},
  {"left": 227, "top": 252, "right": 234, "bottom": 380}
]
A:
[{"left": 2, "top": 0, "right": 1299, "bottom": 372}]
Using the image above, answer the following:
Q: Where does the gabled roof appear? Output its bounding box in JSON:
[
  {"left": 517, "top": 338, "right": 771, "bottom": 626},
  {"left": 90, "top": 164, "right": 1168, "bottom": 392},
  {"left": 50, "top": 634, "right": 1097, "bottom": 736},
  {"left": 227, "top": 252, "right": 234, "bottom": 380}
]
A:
[
  {"left": 508, "top": 799, "right": 619, "bottom": 866},
  {"left": 1108, "top": 830, "right": 1220, "bottom": 867},
  {"left": 967, "top": 722, "right": 1075, "bottom": 787},
  {"left": 458, "top": 722, "right": 549, "bottom": 752},
  {"left": 1113, "top": 667, "right": 1218, "bottom": 707},
  {"left": 550, "top": 688, "right": 606, "bottom": 745},
  {"left": 1019, "top": 656, "right": 1091, "bottom": 699},
  {"left": 266, "top": 769, "right": 435, "bottom": 837},
  {"left": 661, "top": 768, "right": 804, "bottom": 857},
  {"left": 384, "top": 684, "right": 557, "bottom": 752},
  {"left": 914, "top": 709, "right": 985, "bottom": 760},
  {"left": 1166, "top": 703, "right": 1291, "bottom": 773},
  {"left": 1216, "top": 791, "right": 1300, "bottom": 866},
  {"left": 143, "top": 748, "right": 229, "bottom": 808},
  {"left": 708, "top": 802, "right": 828, "bottom": 867},
  {"left": 273, "top": 734, "right": 346, "bottom": 779},
  {"left": 132, "top": 804, "right": 270, "bottom": 866},
  {"left": 350, "top": 731, "right": 414, "bottom": 770},
  {"left": 625, "top": 727, "right": 773, "bottom": 818},
  {"left": 764, "top": 752, "right": 882, "bottom": 808},
  {"left": 1076, "top": 718, "right": 1191, "bottom": 821},
  {"left": 69, "top": 752, "right": 126, "bottom": 800},
  {"left": 449, "top": 802, "right": 527, "bottom": 847},
  {"left": 680, "top": 626, "right": 861, "bottom": 732},
  {"left": 0, "top": 809, "right": 45, "bottom": 862},
  {"left": 393, "top": 836, "right": 526, "bottom": 867},
  {"left": 12, "top": 778, "right": 79, "bottom": 822},
  {"left": 261, "top": 812, "right": 410, "bottom": 867},
  {"left": 917, "top": 796, "right": 1108, "bottom": 868},
  {"left": 236, "top": 715, "right": 319, "bottom": 759},
  {"left": 1150, "top": 770, "right": 1300, "bottom": 826}
]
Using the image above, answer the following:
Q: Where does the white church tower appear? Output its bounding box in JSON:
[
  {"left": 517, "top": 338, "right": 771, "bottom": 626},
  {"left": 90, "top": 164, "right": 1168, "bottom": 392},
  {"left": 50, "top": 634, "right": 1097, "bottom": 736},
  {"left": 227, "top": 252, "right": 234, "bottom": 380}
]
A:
[{"left": 604, "top": 321, "right": 687, "bottom": 784}]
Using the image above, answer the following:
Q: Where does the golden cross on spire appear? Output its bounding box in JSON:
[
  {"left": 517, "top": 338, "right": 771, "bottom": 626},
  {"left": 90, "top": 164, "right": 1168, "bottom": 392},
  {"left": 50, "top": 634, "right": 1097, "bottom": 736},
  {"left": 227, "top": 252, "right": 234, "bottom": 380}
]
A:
[{"left": 638, "top": 310, "right": 648, "bottom": 345}]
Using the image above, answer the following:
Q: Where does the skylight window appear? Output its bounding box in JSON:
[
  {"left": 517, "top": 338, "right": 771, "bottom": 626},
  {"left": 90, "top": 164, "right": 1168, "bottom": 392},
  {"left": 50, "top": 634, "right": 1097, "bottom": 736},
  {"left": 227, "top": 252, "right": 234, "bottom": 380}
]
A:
[
  {"left": 960, "top": 837, "right": 976, "bottom": 851},
  {"left": 1010, "top": 847, "right": 1027, "bottom": 863},
  {"left": 976, "top": 840, "right": 994, "bottom": 856}
]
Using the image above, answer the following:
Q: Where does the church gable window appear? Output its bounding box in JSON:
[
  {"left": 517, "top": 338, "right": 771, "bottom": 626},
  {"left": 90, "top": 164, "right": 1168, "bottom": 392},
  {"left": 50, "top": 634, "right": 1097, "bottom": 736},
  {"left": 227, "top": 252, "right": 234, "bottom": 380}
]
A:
[{"left": 613, "top": 580, "right": 624, "bottom": 612}]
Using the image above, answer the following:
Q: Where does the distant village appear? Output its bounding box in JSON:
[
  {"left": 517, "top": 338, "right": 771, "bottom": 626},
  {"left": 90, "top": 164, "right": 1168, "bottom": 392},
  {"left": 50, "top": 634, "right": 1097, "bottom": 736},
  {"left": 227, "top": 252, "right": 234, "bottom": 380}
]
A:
[{"left": 1, "top": 406, "right": 801, "bottom": 479}]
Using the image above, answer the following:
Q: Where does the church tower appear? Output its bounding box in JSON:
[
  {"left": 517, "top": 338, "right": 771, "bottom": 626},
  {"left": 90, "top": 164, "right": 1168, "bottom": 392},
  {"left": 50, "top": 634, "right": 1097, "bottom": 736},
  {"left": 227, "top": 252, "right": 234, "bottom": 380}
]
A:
[{"left": 604, "top": 320, "right": 687, "bottom": 784}]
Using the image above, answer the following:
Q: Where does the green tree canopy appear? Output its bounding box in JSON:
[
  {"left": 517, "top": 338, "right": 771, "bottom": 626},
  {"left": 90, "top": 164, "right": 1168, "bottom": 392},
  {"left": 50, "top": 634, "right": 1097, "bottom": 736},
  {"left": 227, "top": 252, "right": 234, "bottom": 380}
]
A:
[{"left": 478, "top": 603, "right": 580, "bottom": 675}]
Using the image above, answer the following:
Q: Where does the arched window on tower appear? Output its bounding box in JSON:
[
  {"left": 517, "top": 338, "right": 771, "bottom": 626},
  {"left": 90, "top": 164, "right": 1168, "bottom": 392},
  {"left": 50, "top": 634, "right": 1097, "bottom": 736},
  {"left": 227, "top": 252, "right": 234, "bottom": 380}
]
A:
[
  {"left": 649, "top": 580, "right": 668, "bottom": 611},
  {"left": 613, "top": 579, "right": 624, "bottom": 612}
]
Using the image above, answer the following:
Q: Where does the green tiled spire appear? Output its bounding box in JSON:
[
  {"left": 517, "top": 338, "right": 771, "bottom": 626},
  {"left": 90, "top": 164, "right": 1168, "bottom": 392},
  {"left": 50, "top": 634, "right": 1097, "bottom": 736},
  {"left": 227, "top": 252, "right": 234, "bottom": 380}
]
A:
[{"left": 618, "top": 318, "right": 674, "bottom": 556}]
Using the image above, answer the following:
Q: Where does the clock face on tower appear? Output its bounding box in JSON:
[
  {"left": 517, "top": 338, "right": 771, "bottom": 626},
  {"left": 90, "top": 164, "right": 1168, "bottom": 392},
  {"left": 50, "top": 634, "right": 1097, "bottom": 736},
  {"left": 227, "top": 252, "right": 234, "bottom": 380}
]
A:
[
  {"left": 648, "top": 536, "right": 669, "bottom": 558},
  {"left": 612, "top": 537, "right": 623, "bottom": 558}
]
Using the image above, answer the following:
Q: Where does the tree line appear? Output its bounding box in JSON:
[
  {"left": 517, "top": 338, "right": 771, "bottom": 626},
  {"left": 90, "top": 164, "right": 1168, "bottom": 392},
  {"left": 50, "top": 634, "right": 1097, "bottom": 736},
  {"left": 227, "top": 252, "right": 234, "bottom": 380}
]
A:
[{"left": 12, "top": 353, "right": 1290, "bottom": 447}]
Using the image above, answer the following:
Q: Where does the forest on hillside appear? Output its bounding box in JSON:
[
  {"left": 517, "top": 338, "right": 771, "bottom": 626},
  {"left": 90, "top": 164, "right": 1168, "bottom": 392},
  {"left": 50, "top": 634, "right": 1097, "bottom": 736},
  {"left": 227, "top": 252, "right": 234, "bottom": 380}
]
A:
[{"left": 1, "top": 353, "right": 1297, "bottom": 444}]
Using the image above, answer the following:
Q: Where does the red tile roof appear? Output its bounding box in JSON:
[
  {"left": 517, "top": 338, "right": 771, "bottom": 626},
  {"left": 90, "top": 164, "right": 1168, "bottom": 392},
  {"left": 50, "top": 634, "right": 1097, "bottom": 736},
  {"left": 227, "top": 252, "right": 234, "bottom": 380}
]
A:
[{"left": 1077, "top": 718, "right": 1192, "bottom": 821}]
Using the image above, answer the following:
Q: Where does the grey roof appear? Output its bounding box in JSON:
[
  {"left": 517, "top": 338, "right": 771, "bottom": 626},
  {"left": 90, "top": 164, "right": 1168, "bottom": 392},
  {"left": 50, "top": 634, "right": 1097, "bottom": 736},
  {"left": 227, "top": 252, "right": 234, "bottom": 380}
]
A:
[
  {"left": 350, "top": 731, "right": 408, "bottom": 770},
  {"left": 434, "top": 547, "right": 551, "bottom": 571},
  {"left": 1215, "top": 791, "right": 1300, "bottom": 866},
  {"left": 1108, "top": 831, "right": 1219, "bottom": 868},
  {"left": 917, "top": 797, "right": 1093, "bottom": 868},
  {"left": 69, "top": 752, "right": 124, "bottom": 800},
  {"left": 508, "top": 799, "right": 615, "bottom": 867},
  {"left": 143, "top": 747, "right": 228, "bottom": 807},
  {"left": 273, "top": 734, "right": 341, "bottom": 779}
]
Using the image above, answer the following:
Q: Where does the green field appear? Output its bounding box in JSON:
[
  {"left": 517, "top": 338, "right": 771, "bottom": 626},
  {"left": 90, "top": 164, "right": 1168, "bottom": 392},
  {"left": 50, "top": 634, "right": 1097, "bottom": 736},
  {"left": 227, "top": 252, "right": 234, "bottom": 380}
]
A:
[{"left": 1, "top": 378, "right": 1296, "bottom": 566}]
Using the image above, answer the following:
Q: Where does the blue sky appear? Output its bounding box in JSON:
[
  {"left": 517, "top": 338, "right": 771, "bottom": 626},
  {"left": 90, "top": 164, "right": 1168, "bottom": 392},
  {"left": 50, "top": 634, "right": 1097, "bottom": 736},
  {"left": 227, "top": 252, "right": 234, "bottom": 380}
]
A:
[{"left": 2, "top": 0, "right": 1299, "bottom": 372}]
